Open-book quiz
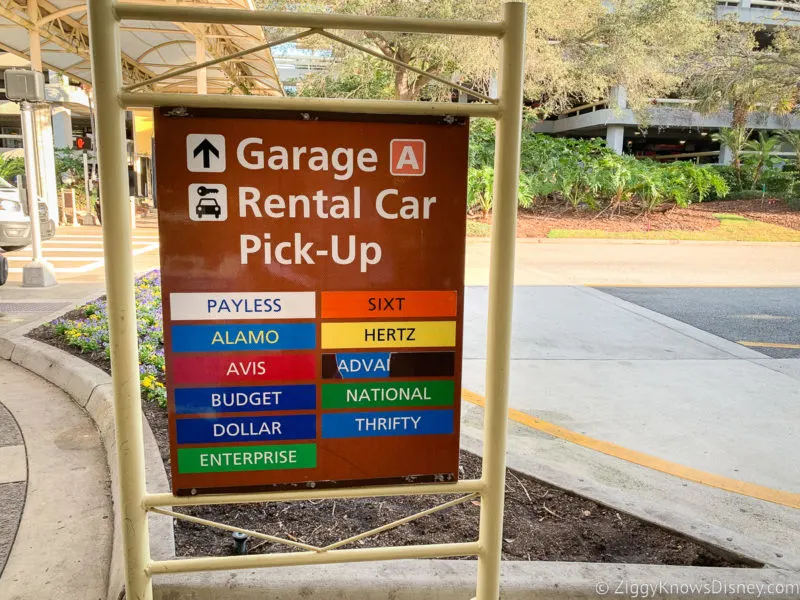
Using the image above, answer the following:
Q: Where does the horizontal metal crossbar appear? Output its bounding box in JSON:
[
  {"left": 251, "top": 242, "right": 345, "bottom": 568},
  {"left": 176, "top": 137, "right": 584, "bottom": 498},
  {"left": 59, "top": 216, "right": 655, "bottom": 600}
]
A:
[
  {"left": 123, "top": 28, "right": 319, "bottom": 92},
  {"left": 144, "top": 479, "right": 484, "bottom": 508},
  {"left": 119, "top": 92, "right": 502, "bottom": 117},
  {"left": 112, "top": 2, "right": 506, "bottom": 37},
  {"left": 149, "top": 507, "right": 321, "bottom": 552},
  {"left": 151, "top": 493, "right": 478, "bottom": 556},
  {"left": 318, "top": 30, "right": 497, "bottom": 104},
  {"left": 319, "top": 493, "right": 480, "bottom": 552},
  {"left": 147, "top": 541, "right": 481, "bottom": 574}
]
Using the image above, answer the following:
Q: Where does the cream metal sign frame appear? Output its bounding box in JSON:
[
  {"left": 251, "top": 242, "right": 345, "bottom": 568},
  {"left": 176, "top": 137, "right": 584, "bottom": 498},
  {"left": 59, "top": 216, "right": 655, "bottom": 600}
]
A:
[{"left": 86, "top": 1, "right": 526, "bottom": 598}]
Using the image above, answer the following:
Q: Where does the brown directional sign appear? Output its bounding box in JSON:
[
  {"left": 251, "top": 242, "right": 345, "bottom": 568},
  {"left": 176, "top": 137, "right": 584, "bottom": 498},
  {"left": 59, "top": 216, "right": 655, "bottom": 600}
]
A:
[{"left": 153, "top": 108, "right": 468, "bottom": 495}]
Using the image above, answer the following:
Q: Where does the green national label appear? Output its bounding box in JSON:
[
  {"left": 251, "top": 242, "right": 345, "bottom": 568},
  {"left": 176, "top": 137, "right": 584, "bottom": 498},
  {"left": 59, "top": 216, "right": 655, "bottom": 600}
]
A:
[
  {"left": 322, "top": 380, "right": 455, "bottom": 409},
  {"left": 177, "top": 443, "right": 316, "bottom": 474}
]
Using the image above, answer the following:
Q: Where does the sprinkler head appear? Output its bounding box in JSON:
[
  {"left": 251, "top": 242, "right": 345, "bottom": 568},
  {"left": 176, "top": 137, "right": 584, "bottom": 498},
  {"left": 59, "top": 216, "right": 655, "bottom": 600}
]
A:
[{"left": 232, "top": 531, "right": 249, "bottom": 555}]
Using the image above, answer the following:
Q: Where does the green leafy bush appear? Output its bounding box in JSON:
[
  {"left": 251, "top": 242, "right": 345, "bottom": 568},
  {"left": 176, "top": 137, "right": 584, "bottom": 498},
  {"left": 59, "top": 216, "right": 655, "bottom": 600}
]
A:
[
  {"left": 0, "top": 155, "right": 25, "bottom": 182},
  {"left": 467, "top": 119, "right": 728, "bottom": 213},
  {"left": 467, "top": 166, "right": 494, "bottom": 214},
  {"left": 761, "top": 170, "right": 799, "bottom": 199},
  {"left": 721, "top": 190, "right": 768, "bottom": 201}
]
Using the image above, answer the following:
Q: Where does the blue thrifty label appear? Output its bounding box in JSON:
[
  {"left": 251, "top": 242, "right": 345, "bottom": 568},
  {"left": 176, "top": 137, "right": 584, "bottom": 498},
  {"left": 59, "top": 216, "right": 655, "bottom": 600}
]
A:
[{"left": 321, "top": 410, "right": 454, "bottom": 439}]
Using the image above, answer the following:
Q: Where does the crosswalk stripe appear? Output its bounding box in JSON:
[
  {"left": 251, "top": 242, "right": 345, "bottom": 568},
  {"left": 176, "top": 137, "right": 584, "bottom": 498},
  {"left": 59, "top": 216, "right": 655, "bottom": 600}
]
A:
[
  {"left": 31, "top": 247, "right": 106, "bottom": 253},
  {"left": 53, "top": 234, "right": 159, "bottom": 240},
  {"left": 7, "top": 256, "right": 109, "bottom": 262}
]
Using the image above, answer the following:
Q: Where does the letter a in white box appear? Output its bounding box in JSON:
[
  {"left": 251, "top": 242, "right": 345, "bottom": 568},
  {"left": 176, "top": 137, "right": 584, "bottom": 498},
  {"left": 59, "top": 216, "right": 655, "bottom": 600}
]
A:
[{"left": 390, "top": 139, "right": 425, "bottom": 176}]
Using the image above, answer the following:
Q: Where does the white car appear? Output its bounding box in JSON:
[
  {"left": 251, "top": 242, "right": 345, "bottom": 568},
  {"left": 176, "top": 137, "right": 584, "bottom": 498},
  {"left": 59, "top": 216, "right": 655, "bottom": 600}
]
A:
[{"left": 0, "top": 176, "right": 56, "bottom": 251}]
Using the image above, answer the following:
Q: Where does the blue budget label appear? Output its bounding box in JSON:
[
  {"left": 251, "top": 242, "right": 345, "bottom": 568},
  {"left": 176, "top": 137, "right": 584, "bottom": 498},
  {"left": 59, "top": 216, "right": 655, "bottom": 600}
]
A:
[
  {"left": 174, "top": 384, "right": 317, "bottom": 415},
  {"left": 176, "top": 414, "right": 316, "bottom": 444},
  {"left": 171, "top": 323, "right": 316, "bottom": 353},
  {"left": 321, "top": 409, "right": 454, "bottom": 439}
]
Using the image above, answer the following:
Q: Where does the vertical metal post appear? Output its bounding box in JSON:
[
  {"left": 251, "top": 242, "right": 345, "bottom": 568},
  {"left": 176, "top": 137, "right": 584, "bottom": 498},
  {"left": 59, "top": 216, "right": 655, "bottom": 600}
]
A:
[
  {"left": 475, "top": 3, "right": 525, "bottom": 600},
  {"left": 87, "top": 0, "right": 152, "bottom": 598},
  {"left": 21, "top": 100, "right": 57, "bottom": 287},
  {"left": 196, "top": 34, "right": 208, "bottom": 94},
  {"left": 27, "top": 0, "right": 42, "bottom": 71},
  {"left": 21, "top": 102, "right": 43, "bottom": 262},
  {"left": 81, "top": 150, "right": 89, "bottom": 225}
]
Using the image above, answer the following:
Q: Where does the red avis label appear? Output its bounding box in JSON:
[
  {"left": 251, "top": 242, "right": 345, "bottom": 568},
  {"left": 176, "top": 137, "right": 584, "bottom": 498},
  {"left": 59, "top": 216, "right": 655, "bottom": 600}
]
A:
[{"left": 171, "top": 353, "right": 316, "bottom": 385}]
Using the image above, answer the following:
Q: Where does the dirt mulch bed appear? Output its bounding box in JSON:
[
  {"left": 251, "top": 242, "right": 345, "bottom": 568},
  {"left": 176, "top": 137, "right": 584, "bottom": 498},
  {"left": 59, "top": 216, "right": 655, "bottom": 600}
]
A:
[
  {"left": 27, "top": 325, "right": 757, "bottom": 568},
  {"left": 173, "top": 449, "right": 755, "bottom": 567},
  {"left": 691, "top": 199, "right": 800, "bottom": 231},
  {"left": 469, "top": 198, "right": 800, "bottom": 238}
]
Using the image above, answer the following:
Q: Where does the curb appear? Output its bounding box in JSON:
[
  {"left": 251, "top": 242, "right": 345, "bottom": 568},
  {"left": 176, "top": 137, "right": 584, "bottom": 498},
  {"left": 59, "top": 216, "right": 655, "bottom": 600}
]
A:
[
  {"left": 0, "top": 331, "right": 174, "bottom": 600},
  {"left": 460, "top": 425, "right": 800, "bottom": 572},
  {"left": 466, "top": 237, "right": 800, "bottom": 247},
  {"left": 577, "top": 286, "right": 771, "bottom": 360},
  {"left": 153, "top": 560, "right": 799, "bottom": 600}
]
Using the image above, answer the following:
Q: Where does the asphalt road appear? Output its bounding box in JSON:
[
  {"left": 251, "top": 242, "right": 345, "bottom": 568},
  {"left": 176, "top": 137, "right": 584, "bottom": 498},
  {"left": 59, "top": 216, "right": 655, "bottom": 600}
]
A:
[{"left": 596, "top": 286, "right": 800, "bottom": 358}]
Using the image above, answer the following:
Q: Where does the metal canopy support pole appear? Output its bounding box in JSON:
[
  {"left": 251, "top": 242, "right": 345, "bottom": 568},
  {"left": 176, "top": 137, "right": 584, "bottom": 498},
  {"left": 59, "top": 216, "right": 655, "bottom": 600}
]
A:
[
  {"left": 195, "top": 33, "right": 207, "bottom": 94},
  {"left": 81, "top": 150, "right": 89, "bottom": 225},
  {"left": 87, "top": 0, "right": 152, "bottom": 598},
  {"left": 20, "top": 101, "right": 56, "bottom": 286},
  {"left": 475, "top": 3, "right": 526, "bottom": 600},
  {"left": 27, "top": 0, "right": 42, "bottom": 71}
]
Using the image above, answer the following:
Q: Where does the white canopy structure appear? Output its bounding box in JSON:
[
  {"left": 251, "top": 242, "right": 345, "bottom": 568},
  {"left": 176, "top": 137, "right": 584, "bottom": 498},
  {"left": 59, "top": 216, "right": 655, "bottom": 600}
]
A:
[{"left": 0, "top": 0, "right": 283, "bottom": 95}]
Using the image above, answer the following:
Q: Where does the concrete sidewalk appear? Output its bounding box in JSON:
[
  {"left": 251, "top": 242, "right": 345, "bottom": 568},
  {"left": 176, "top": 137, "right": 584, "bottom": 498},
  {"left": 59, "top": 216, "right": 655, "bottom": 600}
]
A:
[
  {"left": 461, "top": 284, "right": 800, "bottom": 569},
  {"left": 0, "top": 400, "right": 25, "bottom": 578},
  {"left": 0, "top": 360, "right": 112, "bottom": 600},
  {"left": 0, "top": 282, "right": 105, "bottom": 336},
  {"left": 465, "top": 238, "right": 800, "bottom": 286}
]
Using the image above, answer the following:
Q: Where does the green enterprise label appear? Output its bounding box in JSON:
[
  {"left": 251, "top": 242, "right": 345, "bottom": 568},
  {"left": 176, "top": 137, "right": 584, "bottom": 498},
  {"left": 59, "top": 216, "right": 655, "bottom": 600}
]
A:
[{"left": 177, "top": 443, "right": 316, "bottom": 474}]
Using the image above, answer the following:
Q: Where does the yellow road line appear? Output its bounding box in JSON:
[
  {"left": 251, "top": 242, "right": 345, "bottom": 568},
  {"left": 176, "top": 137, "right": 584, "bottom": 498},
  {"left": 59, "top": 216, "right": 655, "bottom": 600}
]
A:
[
  {"left": 461, "top": 389, "right": 800, "bottom": 510},
  {"left": 738, "top": 341, "right": 800, "bottom": 350},
  {"left": 584, "top": 284, "right": 800, "bottom": 289}
]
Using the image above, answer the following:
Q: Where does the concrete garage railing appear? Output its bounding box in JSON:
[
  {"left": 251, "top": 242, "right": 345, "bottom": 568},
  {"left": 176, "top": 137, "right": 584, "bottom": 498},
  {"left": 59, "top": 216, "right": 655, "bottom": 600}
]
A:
[{"left": 719, "top": 1, "right": 800, "bottom": 13}]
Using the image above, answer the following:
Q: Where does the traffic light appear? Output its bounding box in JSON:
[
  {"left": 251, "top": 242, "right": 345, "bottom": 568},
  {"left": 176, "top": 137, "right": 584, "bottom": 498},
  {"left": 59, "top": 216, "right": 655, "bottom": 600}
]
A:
[{"left": 74, "top": 136, "right": 91, "bottom": 150}]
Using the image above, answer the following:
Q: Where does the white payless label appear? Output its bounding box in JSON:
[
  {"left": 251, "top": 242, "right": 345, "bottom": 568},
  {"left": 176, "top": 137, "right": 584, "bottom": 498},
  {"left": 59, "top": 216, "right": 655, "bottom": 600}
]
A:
[{"left": 169, "top": 292, "right": 316, "bottom": 321}]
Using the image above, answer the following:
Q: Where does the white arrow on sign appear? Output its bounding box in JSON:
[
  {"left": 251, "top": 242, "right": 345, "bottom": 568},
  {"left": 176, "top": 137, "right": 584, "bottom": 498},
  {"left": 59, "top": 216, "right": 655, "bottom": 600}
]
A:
[{"left": 186, "top": 134, "right": 226, "bottom": 172}]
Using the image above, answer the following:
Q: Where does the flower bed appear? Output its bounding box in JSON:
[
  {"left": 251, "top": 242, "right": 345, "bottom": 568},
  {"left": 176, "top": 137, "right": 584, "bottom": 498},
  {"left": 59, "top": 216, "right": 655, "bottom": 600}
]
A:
[{"left": 47, "top": 270, "right": 167, "bottom": 407}]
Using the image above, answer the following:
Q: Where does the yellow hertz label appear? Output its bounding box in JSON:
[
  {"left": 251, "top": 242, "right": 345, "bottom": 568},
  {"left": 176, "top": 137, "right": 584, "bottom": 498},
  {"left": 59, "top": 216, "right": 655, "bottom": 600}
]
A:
[{"left": 321, "top": 321, "right": 456, "bottom": 349}]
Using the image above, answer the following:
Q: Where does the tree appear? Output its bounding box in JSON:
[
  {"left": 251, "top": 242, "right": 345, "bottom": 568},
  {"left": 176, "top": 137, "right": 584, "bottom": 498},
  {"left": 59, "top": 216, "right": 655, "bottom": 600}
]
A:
[
  {"left": 685, "top": 22, "right": 797, "bottom": 129},
  {"left": 712, "top": 128, "right": 750, "bottom": 169},
  {"left": 779, "top": 130, "right": 800, "bottom": 171},
  {"left": 743, "top": 132, "right": 782, "bottom": 186},
  {"left": 297, "top": 55, "right": 395, "bottom": 100},
  {"left": 54, "top": 148, "right": 84, "bottom": 191},
  {"left": 0, "top": 155, "right": 25, "bottom": 183},
  {"left": 261, "top": 0, "right": 719, "bottom": 113},
  {"left": 712, "top": 127, "right": 750, "bottom": 188}
]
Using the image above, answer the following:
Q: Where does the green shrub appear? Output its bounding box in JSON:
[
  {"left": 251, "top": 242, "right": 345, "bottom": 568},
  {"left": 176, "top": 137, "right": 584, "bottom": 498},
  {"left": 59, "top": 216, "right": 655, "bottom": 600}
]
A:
[
  {"left": 468, "top": 119, "right": 730, "bottom": 213},
  {"left": 467, "top": 166, "right": 494, "bottom": 214},
  {"left": 0, "top": 155, "right": 24, "bottom": 182},
  {"left": 761, "top": 170, "right": 799, "bottom": 199},
  {"left": 722, "top": 190, "right": 767, "bottom": 201}
]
